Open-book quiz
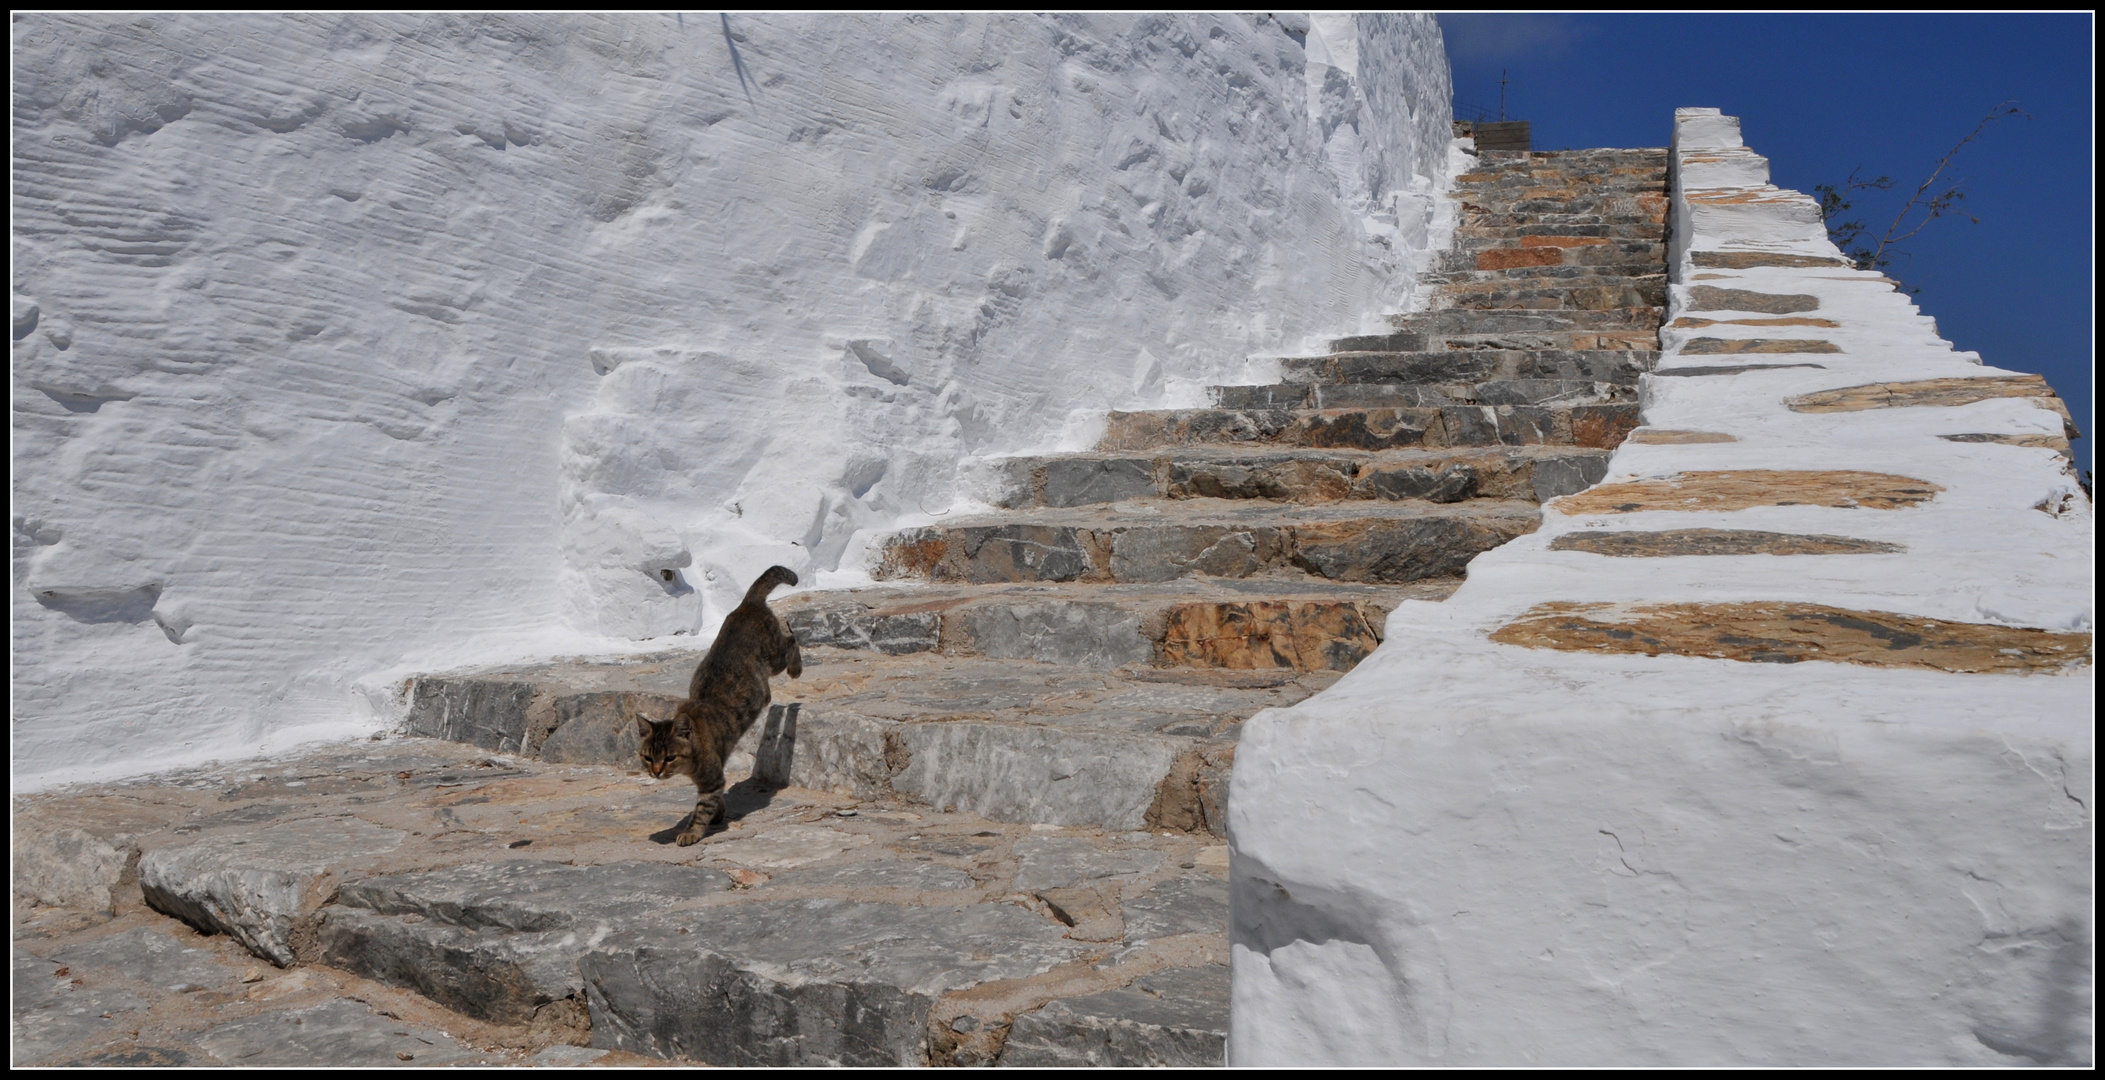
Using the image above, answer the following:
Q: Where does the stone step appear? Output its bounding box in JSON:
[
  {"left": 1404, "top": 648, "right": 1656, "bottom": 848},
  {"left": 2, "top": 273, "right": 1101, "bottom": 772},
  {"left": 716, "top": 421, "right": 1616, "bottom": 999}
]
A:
[
  {"left": 1455, "top": 170, "right": 1666, "bottom": 186},
  {"left": 1456, "top": 201, "right": 1666, "bottom": 219},
  {"left": 789, "top": 581, "right": 1466, "bottom": 676},
  {"left": 402, "top": 645, "right": 1311, "bottom": 832},
  {"left": 1458, "top": 196, "right": 1668, "bottom": 218},
  {"left": 1397, "top": 329, "right": 1662, "bottom": 352},
  {"left": 1458, "top": 212, "right": 1667, "bottom": 229},
  {"left": 1213, "top": 378, "right": 1635, "bottom": 410},
  {"left": 1453, "top": 222, "right": 1668, "bottom": 241},
  {"left": 975, "top": 444, "right": 1613, "bottom": 508},
  {"left": 327, "top": 875, "right": 1229, "bottom": 1067},
  {"left": 1457, "top": 158, "right": 1665, "bottom": 174},
  {"left": 42, "top": 737, "right": 1233, "bottom": 1066},
  {"left": 1428, "top": 279, "right": 1670, "bottom": 311},
  {"left": 873, "top": 498, "right": 1540, "bottom": 587},
  {"left": 1277, "top": 348, "right": 1656, "bottom": 385},
  {"left": 1323, "top": 330, "right": 1426, "bottom": 354},
  {"left": 313, "top": 796, "right": 1233, "bottom": 1065},
  {"left": 779, "top": 578, "right": 1458, "bottom": 670},
  {"left": 1445, "top": 236, "right": 1665, "bottom": 260},
  {"left": 1100, "top": 401, "right": 1640, "bottom": 453},
  {"left": 1453, "top": 175, "right": 1666, "bottom": 192},
  {"left": 1471, "top": 148, "right": 1668, "bottom": 163},
  {"left": 1422, "top": 258, "right": 1667, "bottom": 280},
  {"left": 1387, "top": 306, "right": 1664, "bottom": 333}
]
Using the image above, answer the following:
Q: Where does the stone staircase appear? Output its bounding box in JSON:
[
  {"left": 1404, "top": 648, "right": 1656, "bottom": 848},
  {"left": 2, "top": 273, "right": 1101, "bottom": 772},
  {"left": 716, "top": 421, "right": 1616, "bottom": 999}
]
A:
[
  {"left": 43, "top": 147, "right": 1671, "bottom": 1068},
  {"left": 757, "top": 146, "right": 1668, "bottom": 820}
]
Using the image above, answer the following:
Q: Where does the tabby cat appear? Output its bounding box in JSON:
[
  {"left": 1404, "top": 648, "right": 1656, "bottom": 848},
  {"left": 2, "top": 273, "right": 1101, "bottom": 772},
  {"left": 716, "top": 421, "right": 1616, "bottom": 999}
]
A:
[{"left": 637, "top": 564, "right": 803, "bottom": 845}]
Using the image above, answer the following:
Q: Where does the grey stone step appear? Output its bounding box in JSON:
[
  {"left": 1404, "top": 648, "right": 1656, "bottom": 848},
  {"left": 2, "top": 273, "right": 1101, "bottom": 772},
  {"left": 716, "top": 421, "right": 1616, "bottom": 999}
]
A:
[
  {"left": 1459, "top": 202, "right": 1666, "bottom": 222},
  {"left": 579, "top": 899, "right": 1087, "bottom": 1065},
  {"left": 874, "top": 498, "right": 1540, "bottom": 587},
  {"left": 1443, "top": 239, "right": 1665, "bottom": 264},
  {"left": 1432, "top": 271, "right": 1669, "bottom": 294},
  {"left": 1392, "top": 330, "right": 1661, "bottom": 353},
  {"left": 1422, "top": 256, "right": 1667, "bottom": 280},
  {"left": 1428, "top": 279, "right": 1669, "bottom": 311},
  {"left": 1453, "top": 178, "right": 1666, "bottom": 194},
  {"left": 1459, "top": 159, "right": 1664, "bottom": 175},
  {"left": 976, "top": 445, "right": 1612, "bottom": 508},
  {"left": 40, "top": 738, "right": 1235, "bottom": 1066},
  {"left": 1457, "top": 212, "right": 1667, "bottom": 228},
  {"left": 1456, "top": 174, "right": 1667, "bottom": 189},
  {"left": 1463, "top": 155, "right": 1666, "bottom": 169},
  {"left": 1463, "top": 151, "right": 1666, "bottom": 166},
  {"left": 778, "top": 578, "right": 1457, "bottom": 671},
  {"left": 1423, "top": 264, "right": 1669, "bottom": 286},
  {"left": 1213, "top": 379, "right": 1635, "bottom": 410},
  {"left": 316, "top": 841, "right": 1230, "bottom": 1065},
  {"left": 1387, "top": 307, "right": 1664, "bottom": 333},
  {"left": 1453, "top": 225, "right": 1668, "bottom": 244},
  {"left": 1276, "top": 349, "right": 1655, "bottom": 385},
  {"left": 1101, "top": 401, "right": 1640, "bottom": 453},
  {"left": 1000, "top": 964, "right": 1228, "bottom": 1066},
  {"left": 1323, "top": 331, "right": 1426, "bottom": 353},
  {"left": 401, "top": 647, "right": 1330, "bottom": 832}
]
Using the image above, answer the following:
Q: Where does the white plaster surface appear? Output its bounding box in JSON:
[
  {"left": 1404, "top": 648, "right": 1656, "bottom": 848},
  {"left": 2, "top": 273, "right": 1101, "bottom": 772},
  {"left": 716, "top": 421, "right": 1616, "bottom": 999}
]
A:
[
  {"left": 1229, "top": 108, "right": 2094, "bottom": 1066},
  {"left": 10, "top": 13, "right": 1453, "bottom": 786}
]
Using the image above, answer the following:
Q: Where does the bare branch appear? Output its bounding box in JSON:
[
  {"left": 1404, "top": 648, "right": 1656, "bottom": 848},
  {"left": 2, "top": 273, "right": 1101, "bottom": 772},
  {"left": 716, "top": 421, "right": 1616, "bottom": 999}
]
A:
[{"left": 1871, "top": 100, "right": 2028, "bottom": 265}]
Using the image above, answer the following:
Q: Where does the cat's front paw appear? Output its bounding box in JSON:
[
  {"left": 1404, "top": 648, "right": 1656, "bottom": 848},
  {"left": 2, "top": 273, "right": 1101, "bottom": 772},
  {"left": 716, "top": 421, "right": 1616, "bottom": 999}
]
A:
[{"left": 675, "top": 828, "right": 704, "bottom": 847}]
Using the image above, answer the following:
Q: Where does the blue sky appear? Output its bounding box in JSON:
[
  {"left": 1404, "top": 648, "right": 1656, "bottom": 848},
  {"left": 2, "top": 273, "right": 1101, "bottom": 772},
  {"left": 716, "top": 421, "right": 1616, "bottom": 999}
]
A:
[{"left": 1439, "top": 13, "right": 2094, "bottom": 475}]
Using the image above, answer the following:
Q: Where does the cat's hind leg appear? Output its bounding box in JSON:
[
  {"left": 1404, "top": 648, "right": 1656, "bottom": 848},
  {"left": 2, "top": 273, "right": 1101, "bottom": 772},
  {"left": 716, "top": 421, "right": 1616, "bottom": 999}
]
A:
[{"left": 676, "top": 748, "right": 729, "bottom": 846}]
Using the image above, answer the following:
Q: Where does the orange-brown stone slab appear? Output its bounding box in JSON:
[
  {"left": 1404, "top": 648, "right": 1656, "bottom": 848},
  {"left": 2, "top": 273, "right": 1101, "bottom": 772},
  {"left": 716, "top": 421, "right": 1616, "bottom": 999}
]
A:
[
  {"left": 1477, "top": 248, "right": 1563, "bottom": 270},
  {"left": 1688, "top": 285, "right": 1818, "bottom": 314},
  {"left": 1786, "top": 375, "right": 2062, "bottom": 413},
  {"left": 1679, "top": 337, "right": 1840, "bottom": 354},
  {"left": 1571, "top": 406, "right": 1640, "bottom": 449},
  {"left": 1550, "top": 470, "right": 1942, "bottom": 514},
  {"left": 1549, "top": 529, "right": 1903, "bottom": 557},
  {"left": 1624, "top": 429, "right": 1738, "bottom": 444},
  {"left": 1691, "top": 251, "right": 1851, "bottom": 269},
  {"left": 1160, "top": 600, "right": 1381, "bottom": 671},
  {"left": 1655, "top": 363, "right": 1827, "bottom": 377},
  {"left": 1489, "top": 601, "right": 2091, "bottom": 674},
  {"left": 1939, "top": 432, "right": 2074, "bottom": 456},
  {"left": 1671, "top": 316, "right": 1840, "bottom": 329},
  {"left": 1518, "top": 235, "right": 1611, "bottom": 248}
]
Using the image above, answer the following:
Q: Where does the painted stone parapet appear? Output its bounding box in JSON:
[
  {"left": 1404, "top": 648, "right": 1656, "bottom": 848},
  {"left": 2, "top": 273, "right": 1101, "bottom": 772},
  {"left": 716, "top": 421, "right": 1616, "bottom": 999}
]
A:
[{"left": 1228, "top": 109, "right": 2092, "bottom": 1066}]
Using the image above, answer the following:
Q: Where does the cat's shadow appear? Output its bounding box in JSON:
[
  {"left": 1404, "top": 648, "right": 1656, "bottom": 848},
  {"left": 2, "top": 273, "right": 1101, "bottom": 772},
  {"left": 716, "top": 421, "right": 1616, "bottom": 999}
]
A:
[{"left": 648, "top": 777, "right": 782, "bottom": 845}]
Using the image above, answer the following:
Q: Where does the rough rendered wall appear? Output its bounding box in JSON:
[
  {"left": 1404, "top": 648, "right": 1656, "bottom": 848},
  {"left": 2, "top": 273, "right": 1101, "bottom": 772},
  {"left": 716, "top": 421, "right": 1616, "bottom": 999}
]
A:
[{"left": 10, "top": 13, "right": 1452, "bottom": 786}]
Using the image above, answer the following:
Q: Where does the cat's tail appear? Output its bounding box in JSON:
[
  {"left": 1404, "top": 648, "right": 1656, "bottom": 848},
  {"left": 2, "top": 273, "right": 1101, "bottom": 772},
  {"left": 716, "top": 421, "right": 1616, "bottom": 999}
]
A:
[{"left": 742, "top": 565, "right": 800, "bottom": 605}]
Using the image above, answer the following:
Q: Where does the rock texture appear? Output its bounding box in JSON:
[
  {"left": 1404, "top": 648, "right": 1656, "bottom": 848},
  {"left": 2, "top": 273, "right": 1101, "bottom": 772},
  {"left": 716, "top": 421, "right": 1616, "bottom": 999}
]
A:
[
  {"left": 1489, "top": 601, "right": 2090, "bottom": 673},
  {"left": 12, "top": 740, "right": 1235, "bottom": 1068},
  {"left": 1548, "top": 529, "right": 1903, "bottom": 557},
  {"left": 1551, "top": 469, "right": 1942, "bottom": 513},
  {"left": 1786, "top": 375, "right": 2075, "bottom": 426}
]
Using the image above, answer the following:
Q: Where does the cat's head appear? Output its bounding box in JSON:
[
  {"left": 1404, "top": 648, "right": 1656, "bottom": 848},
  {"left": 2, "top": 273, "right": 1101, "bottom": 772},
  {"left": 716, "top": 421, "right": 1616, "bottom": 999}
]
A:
[{"left": 635, "top": 716, "right": 692, "bottom": 779}]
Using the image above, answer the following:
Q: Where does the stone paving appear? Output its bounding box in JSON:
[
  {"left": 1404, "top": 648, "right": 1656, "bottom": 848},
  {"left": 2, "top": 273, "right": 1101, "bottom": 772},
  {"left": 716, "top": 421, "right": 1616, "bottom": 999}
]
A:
[
  {"left": 13, "top": 737, "right": 1228, "bottom": 1066},
  {"left": 12, "top": 147, "right": 1670, "bottom": 1067}
]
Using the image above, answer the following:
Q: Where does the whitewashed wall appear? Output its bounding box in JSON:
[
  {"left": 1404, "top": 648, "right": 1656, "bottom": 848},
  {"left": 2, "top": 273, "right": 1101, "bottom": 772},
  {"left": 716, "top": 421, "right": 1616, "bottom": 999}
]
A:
[{"left": 10, "top": 13, "right": 1452, "bottom": 786}]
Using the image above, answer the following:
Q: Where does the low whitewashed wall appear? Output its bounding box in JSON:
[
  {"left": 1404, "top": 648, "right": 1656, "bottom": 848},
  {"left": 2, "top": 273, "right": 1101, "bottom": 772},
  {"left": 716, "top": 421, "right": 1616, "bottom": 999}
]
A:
[
  {"left": 10, "top": 12, "right": 1453, "bottom": 786},
  {"left": 1229, "top": 109, "right": 2093, "bottom": 1066}
]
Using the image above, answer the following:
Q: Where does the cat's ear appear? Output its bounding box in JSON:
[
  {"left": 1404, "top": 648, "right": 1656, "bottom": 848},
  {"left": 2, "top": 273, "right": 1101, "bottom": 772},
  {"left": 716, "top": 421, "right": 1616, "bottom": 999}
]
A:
[{"left": 636, "top": 716, "right": 654, "bottom": 737}]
